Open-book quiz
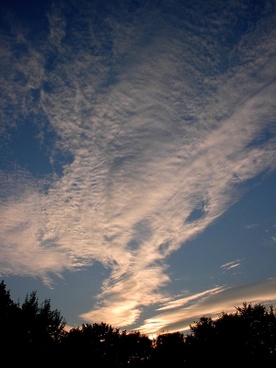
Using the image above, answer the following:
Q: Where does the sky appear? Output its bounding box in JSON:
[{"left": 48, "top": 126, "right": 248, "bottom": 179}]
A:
[{"left": 0, "top": 0, "right": 275, "bottom": 337}]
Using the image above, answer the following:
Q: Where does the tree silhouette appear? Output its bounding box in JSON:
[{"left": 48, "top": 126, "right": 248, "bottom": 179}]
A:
[
  {"left": 60, "top": 322, "right": 152, "bottom": 366},
  {"left": 20, "top": 291, "right": 66, "bottom": 360},
  {"left": 184, "top": 302, "right": 276, "bottom": 365},
  {"left": 0, "top": 280, "right": 22, "bottom": 358},
  {"left": 118, "top": 330, "right": 153, "bottom": 367},
  {"left": 0, "top": 281, "right": 65, "bottom": 365},
  {"left": 152, "top": 331, "right": 185, "bottom": 365},
  {"left": 1, "top": 280, "right": 276, "bottom": 366},
  {"left": 61, "top": 322, "right": 121, "bottom": 365}
]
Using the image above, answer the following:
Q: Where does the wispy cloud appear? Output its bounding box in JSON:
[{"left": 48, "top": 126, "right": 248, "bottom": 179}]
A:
[
  {"left": 0, "top": 0, "right": 275, "bottom": 334},
  {"left": 136, "top": 277, "right": 276, "bottom": 336},
  {"left": 220, "top": 260, "right": 241, "bottom": 271}
]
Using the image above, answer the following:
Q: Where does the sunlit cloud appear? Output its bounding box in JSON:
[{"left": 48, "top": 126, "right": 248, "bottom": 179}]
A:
[
  {"left": 137, "top": 277, "right": 276, "bottom": 336},
  {"left": 156, "top": 287, "right": 224, "bottom": 312},
  {"left": 0, "top": 0, "right": 275, "bottom": 334},
  {"left": 220, "top": 260, "right": 241, "bottom": 271}
]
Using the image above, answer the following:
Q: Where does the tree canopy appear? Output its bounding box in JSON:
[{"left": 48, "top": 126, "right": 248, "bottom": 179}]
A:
[{"left": 0, "top": 280, "right": 275, "bottom": 366}]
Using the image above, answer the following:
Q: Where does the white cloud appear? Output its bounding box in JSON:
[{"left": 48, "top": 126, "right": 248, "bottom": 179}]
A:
[{"left": 220, "top": 260, "right": 241, "bottom": 271}]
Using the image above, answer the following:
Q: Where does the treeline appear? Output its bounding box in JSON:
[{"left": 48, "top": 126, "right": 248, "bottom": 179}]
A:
[{"left": 1, "top": 280, "right": 275, "bottom": 366}]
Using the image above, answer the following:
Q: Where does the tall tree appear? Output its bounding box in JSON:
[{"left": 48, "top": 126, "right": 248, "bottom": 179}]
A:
[
  {"left": 61, "top": 323, "right": 153, "bottom": 367},
  {"left": 184, "top": 302, "right": 276, "bottom": 365},
  {"left": 152, "top": 332, "right": 185, "bottom": 365},
  {"left": 20, "top": 291, "right": 66, "bottom": 356},
  {"left": 0, "top": 280, "right": 21, "bottom": 354},
  {"left": 119, "top": 330, "right": 153, "bottom": 366},
  {"left": 0, "top": 281, "right": 66, "bottom": 365}
]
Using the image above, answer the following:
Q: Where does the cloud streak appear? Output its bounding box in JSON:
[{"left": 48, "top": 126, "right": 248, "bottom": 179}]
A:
[
  {"left": 0, "top": 0, "right": 275, "bottom": 334},
  {"left": 137, "top": 277, "right": 276, "bottom": 336}
]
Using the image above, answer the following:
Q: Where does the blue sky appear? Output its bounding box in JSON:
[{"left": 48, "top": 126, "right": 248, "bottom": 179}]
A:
[{"left": 0, "top": 0, "right": 275, "bottom": 336}]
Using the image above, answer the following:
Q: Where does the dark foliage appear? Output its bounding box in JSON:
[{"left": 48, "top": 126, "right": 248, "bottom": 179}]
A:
[
  {"left": 59, "top": 323, "right": 153, "bottom": 366},
  {"left": 184, "top": 302, "right": 276, "bottom": 366},
  {"left": 0, "top": 280, "right": 275, "bottom": 366},
  {"left": 0, "top": 281, "right": 65, "bottom": 365}
]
